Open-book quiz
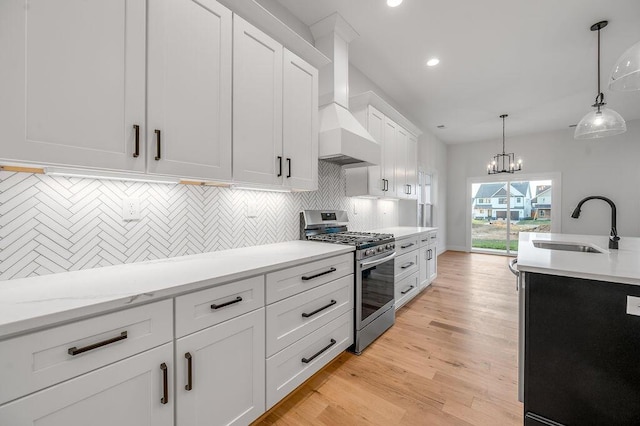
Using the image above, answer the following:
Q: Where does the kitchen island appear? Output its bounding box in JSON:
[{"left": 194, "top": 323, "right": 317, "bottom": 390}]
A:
[{"left": 517, "top": 232, "right": 640, "bottom": 425}]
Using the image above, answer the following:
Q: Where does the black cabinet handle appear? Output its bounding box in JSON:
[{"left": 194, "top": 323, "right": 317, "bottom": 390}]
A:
[
  {"left": 382, "top": 179, "right": 388, "bottom": 191},
  {"left": 185, "top": 352, "right": 193, "bottom": 391},
  {"left": 400, "top": 243, "right": 414, "bottom": 249},
  {"left": 421, "top": 238, "right": 429, "bottom": 243},
  {"left": 154, "top": 129, "right": 161, "bottom": 161},
  {"left": 211, "top": 296, "right": 242, "bottom": 310},
  {"left": 302, "top": 300, "right": 337, "bottom": 318},
  {"left": 68, "top": 331, "right": 127, "bottom": 356},
  {"left": 428, "top": 249, "right": 433, "bottom": 260},
  {"left": 286, "top": 158, "right": 291, "bottom": 178},
  {"left": 133, "top": 125, "right": 140, "bottom": 158},
  {"left": 277, "top": 156, "right": 282, "bottom": 177},
  {"left": 301, "top": 339, "right": 336, "bottom": 364},
  {"left": 160, "top": 363, "right": 168, "bottom": 404},
  {"left": 401, "top": 285, "right": 415, "bottom": 295},
  {"left": 401, "top": 262, "right": 415, "bottom": 269},
  {"left": 301, "top": 267, "right": 336, "bottom": 281}
]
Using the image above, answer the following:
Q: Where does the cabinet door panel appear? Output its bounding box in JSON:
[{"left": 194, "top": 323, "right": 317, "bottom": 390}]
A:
[
  {"left": 0, "top": 0, "right": 145, "bottom": 171},
  {"left": 383, "top": 118, "right": 397, "bottom": 197},
  {"left": 395, "top": 126, "right": 409, "bottom": 197},
  {"left": 419, "top": 246, "right": 428, "bottom": 289},
  {"left": 176, "top": 309, "right": 265, "bottom": 426},
  {"left": 283, "top": 49, "right": 318, "bottom": 190},
  {"left": 233, "top": 16, "right": 283, "bottom": 186},
  {"left": 147, "top": 0, "right": 232, "bottom": 180},
  {"left": 367, "top": 106, "right": 386, "bottom": 197},
  {"left": 0, "top": 344, "right": 173, "bottom": 426},
  {"left": 406, "top": 135, "right": 418, "bottom": 199}
]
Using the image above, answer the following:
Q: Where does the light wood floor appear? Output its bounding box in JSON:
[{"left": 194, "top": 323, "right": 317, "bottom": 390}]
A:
[{"left": 255, "top": 251, "right": 523, "bottom": 425}]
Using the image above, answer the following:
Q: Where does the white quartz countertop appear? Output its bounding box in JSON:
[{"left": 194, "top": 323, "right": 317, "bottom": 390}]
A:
[
  {"left": 0, "top": 241, "right": 354, "bottom": 339},
  {"left": 369, "top": 226, "right": 438, "bottom": 239},
  {"left": 517, "top": 232, "right": 640, "bottom": 285}
]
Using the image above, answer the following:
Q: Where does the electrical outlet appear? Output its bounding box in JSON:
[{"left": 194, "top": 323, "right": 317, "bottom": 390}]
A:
[
  {"left": 122, "top": 198, "right": 141, "bottom": 221},
  {"left": 247, "top": 199, "right": 257, "bottom": 218}
]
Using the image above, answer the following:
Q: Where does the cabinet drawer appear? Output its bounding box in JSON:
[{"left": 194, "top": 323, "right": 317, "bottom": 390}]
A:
[
  {"left": 175, "top": 275, "right": 264, "bottom": 337},
  {"left": 395, "top": 250, "right": 419, "bottom": 280},
  {"left": 419, "top": 232, "right": 431, "bottom": 247},
  {"left": 0, "top": 300, "right": 172, "bottom": 405},
  {"left": 266, "top": 275, "right": 353, "bottom": 357},
  {"left": 395, "top": 235, "right": 420, "bottom": 255},
  {"left": 395, "top": 271, "right": 419, "bottom": 310},
  {"left": 266, "top": 253, "right": 353, "bottom": 304},
  {"left": 266, "top": 310, "right": 353, "bottom": 409}
]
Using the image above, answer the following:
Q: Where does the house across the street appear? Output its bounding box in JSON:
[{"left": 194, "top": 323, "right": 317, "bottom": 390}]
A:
[
  {"left": 532, "top": 185, "right": 552, "bottom": 219},
  {"left": 472, "top": 182, "right": 532, "bottom": 220}
]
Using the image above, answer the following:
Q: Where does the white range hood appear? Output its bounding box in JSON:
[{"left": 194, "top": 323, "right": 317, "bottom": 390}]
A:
[{"left": 311, "top": 13, "right": 380, "bottom": 167}]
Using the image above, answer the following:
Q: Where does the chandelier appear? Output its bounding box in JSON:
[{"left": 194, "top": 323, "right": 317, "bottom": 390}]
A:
[{"left": 487, "top": 114, "right": 521, "bottom": 174}]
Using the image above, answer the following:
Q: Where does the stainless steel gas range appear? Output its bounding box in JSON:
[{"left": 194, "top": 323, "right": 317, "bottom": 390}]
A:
[{"left": 301, "top": 210, "right": 396, "bottom": 354}]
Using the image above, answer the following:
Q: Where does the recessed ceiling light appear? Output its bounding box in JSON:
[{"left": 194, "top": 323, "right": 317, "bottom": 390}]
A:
[
  {"left": 426, "top": 58, "right": 440, "bottom": 67},
  {"left": 387, "top": 0, "right": 403, "bottom": 7}
]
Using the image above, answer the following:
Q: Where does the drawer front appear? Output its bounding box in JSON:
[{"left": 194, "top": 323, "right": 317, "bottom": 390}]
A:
[
  {"left": 0, "top": 299, "right": 173, "bottom": 405},
  {"left": 395, "top": 235, "right": 420, "bottom": 255},
  {"left": 266, "top": 275, "right": 353, "bottom": 357},
  {"left": 395, "top": 271, "right": 419, "bottom": 310},
  {"left": 175, "top": 275, "right": 264, "bottom": 337},
  {"left": 419, "top": 232, "right": 431, "bottom": 248},
  {"left": 266, "top": 253, "right": 353, "bottom": 304},
  {"left": 395, "top": 250, "right": 419, "bottom": 280},
  {"left": 266, "top": 310, "right": 353, "bottom": 409},
  {"left": 428, "top": 231, "right": 438, "bottom": 247}
]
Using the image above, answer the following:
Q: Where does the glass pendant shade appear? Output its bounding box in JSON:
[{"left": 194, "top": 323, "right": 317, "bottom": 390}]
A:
[
  {"left": 609, "top": 40, "right": 640, "bottom": 91},
  {"left": 574, "top": 106, "right": 627, "bottom": 139}
]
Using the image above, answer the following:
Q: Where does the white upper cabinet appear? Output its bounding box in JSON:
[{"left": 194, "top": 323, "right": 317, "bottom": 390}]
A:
[
  {"left": 147, "top": 0, "right": 232, "bottom": 181},
  {"left": 363, "top": 107, "right": 386, "bottom": 197},
  {"left": 0, "top": 0, "right": 146, "bottom": 172},
  {"left": 395, "top": 126, "right": 409, "bottom": 197},
  {"left": 406, "top": 134, "right": 418, "bottom": 199},
  {"left": 383, "top": 116, "right": 399, "bottom": 198},
  {"left": 233, "top": 15, "right": 284, "bottom": 187},
  {"left": 282, "top": 49, "right": 318, "bottom": 191}
]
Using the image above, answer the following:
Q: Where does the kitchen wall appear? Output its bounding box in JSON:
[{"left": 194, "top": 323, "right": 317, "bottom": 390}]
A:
[
  {"left": 0, "top": 161, "right": 398, "bottom": 281},
  {"left": 446, "top": 119, "right": 640, "bottom": 250}
]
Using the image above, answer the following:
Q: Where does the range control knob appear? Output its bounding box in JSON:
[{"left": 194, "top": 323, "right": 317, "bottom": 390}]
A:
[
  {"left": 385, "top": 243, "right": 393, "bottom": 250},
  {"left": 365, "top": 249, "right": 374, "bottom": 256},
  {"left": 377, "top": 246, "right": 384, "bottom": 252}
]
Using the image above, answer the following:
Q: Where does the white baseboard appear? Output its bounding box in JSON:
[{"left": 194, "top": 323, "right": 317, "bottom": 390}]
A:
[{"left": 445, "top": 245, "right": 468, "bottom": 253}]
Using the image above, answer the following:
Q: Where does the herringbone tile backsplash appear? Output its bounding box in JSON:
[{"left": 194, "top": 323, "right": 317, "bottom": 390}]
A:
[{"left": 0, "top": 162, "right": 398, "bottom": 281}]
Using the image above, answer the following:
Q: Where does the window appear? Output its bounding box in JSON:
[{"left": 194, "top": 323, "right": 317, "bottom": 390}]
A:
[
  {"left": 516, "top": 197, "right": 522, "bottom": 203},
  {"left": 540, "top": 210, "right": 545, "bottom": 217},
  {"left": 479, "top": 209, "right": 485, "bottom": 214},
  {"left": 498, "top": 198, "right": 507, "bottom": 204}
]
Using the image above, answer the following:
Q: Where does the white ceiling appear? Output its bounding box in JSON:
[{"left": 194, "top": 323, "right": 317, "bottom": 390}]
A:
[{"left": 275, "top": 0, "right": 640, "bottom": 144}]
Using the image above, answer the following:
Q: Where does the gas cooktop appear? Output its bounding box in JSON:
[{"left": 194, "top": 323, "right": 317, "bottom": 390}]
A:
[{"left": 306, "top": 231, "right": 394, "bottom": 249}]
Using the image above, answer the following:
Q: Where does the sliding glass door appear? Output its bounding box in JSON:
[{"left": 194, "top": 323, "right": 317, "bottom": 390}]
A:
[{"left": 470, "top": 178, "right": 554, "bottom": 255}]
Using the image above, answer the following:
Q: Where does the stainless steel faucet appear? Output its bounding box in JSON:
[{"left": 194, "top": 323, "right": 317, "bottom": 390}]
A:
[{"left": 570, "top": 196, "right": 619, "bottom": 249}]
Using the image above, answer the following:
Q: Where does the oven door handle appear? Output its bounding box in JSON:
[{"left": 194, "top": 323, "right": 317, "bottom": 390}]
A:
[{"left": 360, "top": 252, "right": 396, "bottom": 269}]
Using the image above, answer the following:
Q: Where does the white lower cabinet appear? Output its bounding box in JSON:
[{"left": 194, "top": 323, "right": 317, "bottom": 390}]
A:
[
  {"left": 266, "top": 310, "right": 353, "bottom": 409},
  {"left": 419, "top": 246, "right": 429, "bottom": 290},
  {"left": 176, "top": 308, "right": 265, "bottom": 426},
  {"left": 0, "top": 343, "right": 174, "bottom": 426}
]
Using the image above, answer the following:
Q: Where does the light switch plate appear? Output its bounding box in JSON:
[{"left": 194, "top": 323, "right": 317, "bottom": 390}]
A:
[
  {"left": 247, "top": 199, "right": 257, "bottom": 218},
  {"left": 626, "top": 296, "right": 640, "bottom": 316}
]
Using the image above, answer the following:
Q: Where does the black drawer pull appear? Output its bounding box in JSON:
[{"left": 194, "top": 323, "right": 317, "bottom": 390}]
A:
[
  {"left": 211, "top": 296, "right": 242, "bottom": 310},
  {"left": 277, "top": 156, "right": 282, "bottom": 177},
  {"left": 301, "top": 339, "right": 336, "bottom": 364},
  {"left": 302, "top": 300, "right": 337, "bottom": 318},
  {"left": 401, "top": 262, "right": 415, "bottom": 269},
  {"left": 68, "top": 331, "right": 127, "bottom": 356},
  {"left": 185, "top": 352, "right": 193, "bottom": 391},
  {"left": 160, "top": 363, "right": 168, "bottom": 404},
  {"left": 286, "top": 158, "right": 291, "bottom": 178},
  {"left": 421, "top": 238, "right": 429, "bottom": 242},
  {"left": 133, "top": 124, "right": 140, "bottom": 158},
  {"left": 400, "top": 243, "right": 415, "bottom": 249},
  {"left": 154, "top": 129, "right": 161, "bottom": 161},
  {"left": 401, "top": 285, "right": 415, "bottom": 295},
  {"left": 301, "top": 267, "right": 337, "bottom": 281}
]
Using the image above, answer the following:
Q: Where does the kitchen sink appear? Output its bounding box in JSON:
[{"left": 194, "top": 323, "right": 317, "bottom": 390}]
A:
[{"left": 532, "top": 240, "right": 605, "bottom": 253}]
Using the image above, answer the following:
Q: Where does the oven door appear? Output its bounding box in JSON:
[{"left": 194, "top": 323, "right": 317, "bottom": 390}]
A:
[{"left": 356, "top": 251, "right": 396, "bottom": 330}]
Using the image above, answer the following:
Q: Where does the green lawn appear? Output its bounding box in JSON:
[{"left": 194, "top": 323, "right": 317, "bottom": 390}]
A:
[{"left": 472, "top": 239, "right": 518, "bottom": 251}]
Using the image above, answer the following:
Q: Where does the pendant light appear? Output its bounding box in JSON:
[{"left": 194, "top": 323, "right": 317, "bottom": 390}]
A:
[
  {"left": 487, "top": 114, "right": 522, "bottom": 174},
  {"left": 574, "top": 21, "right": 626, "bottom": 139},
  {"left": 609, "top": 40, "right": 640, "bottom": 91}
]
